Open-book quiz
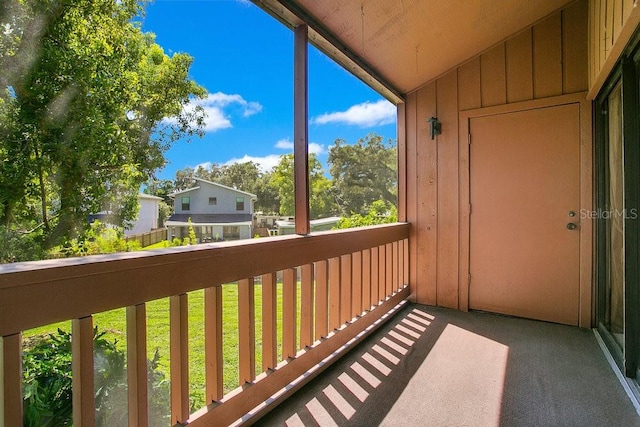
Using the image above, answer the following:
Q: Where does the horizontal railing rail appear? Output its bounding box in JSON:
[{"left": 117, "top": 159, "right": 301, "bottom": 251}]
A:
[{"left": 0, "top": 222, "right": 410, "bottom": 426}]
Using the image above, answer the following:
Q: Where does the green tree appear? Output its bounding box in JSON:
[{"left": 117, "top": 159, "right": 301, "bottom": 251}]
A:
[
  {"left": 328, "top": 133, "right": 397, "bottom": 216},
  {"left": 254, "top": 171, "right": 279, "bottom": 214},
  {"left": 173, "top": 167, "right": 196, "bottom": 192},
  {"left": 335, "top": 199, "right": 397, "bottom": 229},
  {"left": 144, "top": 179, "right": 175, "bottom": 204},
  {"left": 0, "top": 0, "right": 205, "bottom": 250},
  {"left": 271, "top": 154, "right": 336, "bottom": 219}
]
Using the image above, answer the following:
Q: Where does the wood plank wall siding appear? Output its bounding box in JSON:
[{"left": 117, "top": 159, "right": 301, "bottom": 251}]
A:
[
  {"left": 0, "top": 223, "right": 409, "bottom": 427},
  {"left": 405, "top": 1, "right": 589, "bottom": 308},
  {"left": 588, "top": 0, "right": 640, "bottom": 98}
]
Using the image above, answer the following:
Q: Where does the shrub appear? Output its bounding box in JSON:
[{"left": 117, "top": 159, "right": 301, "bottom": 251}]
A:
[
  {"left": 0, "top": 225, "right": 46, "bottom": 263},
  {"left": 23, "top": 328, "right": 170, "bottom": 426}
]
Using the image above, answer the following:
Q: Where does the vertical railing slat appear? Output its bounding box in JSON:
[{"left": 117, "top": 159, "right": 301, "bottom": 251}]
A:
[
  {"left": 314, "top": 260, "right": 329, "bottom": 339},
  {"left": 300, "top": 264, "right": 314, "bottom": 348},
  {"left": 239, "top": 278, "right": 256, "bottom": 383},
  {"left": 127, "top": 304, "right": 148, "bottom": 427},
  {"left": 261, "top": 273, "right": 278, "bottom": 371},
  {"left": 352, "top": 251, "right": 363, "bottom": 316},
  {"left": 371, "top": 246, "right": 380, "bottom": 306},
  {"left": 340, "top": 254, "right": 352, "bottom": 324},
  {"left": 170, "top": 294, "right": 189, "bottom": 424},
  {"left": 398, "top": 239, "right": 404, "bottom": 290},
  {"left": 393, "top": 241, "right": 399, "bottom": 292},
  {"left": 378, "top": 245, "right": 386, "bottom": 300},
  {"left": 72, "top": 316, "right": 95, "bottom": 427},
  {"left": 362, "top": 249, "right": 372, "bottom": 311},
  {"left": 329, "top": 257, "right": 341, "bottom": 330},
  {"left": 283, "top": 269, "right": 298, "bottom": 359},
  {"left": 205, "top": 286, "right": 223, "bottom": 402},
  {"left": 404, "top": 238, "right": 410, "bottom": 286},
  {"left": 386, "top": 243, "right": 393, "bottom": 297},
  {"left": 2, "top": 333, "right": 22, "bottom": 426}
]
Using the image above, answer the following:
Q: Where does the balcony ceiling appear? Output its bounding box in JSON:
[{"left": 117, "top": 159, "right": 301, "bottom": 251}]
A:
[{"left": 257, "top": 0, "right": 574, "bottom": 100}]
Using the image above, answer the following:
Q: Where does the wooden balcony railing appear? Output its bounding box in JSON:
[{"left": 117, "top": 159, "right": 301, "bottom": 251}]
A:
[{"left": 0, "top": 223, "right": 410, "bottom": 426}]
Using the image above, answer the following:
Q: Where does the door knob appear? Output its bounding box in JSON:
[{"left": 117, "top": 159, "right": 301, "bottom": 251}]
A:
[{"left": 567, "top": 223, "right": 578, "bottom": 230}]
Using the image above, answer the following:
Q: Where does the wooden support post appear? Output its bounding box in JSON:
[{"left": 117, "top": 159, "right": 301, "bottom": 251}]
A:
[
  {"left": 72, "top": 316, "right": 95, "bottom": 427},
  {"left": 205, "top": 286, "right": 223, "bottom": 402},
  {"left": 294, "top": 24, "right": 310, "bottom": 235},
  {"left": 127, "top": 304, "right": 148, "bottom": 427},
  {"left": 282, "top": 269, "right": 298, "bottom": 359},
  {"left": 170, "top": 294, "right": 189, "bottom": 424},
  {"left": 239, "top": 278, "right": 256, "bottom": 383},
  {"left": 300, "top": 264, "right": 314, "bottom": 348},
  {"left": 2, "top": 333, "right": 22, "bottom": 427},
  {"left": 261, "top": 273, "right": 278, "bottom": 371},
  {"left": 398, "top": 102, "right": 407, "bottom": 222},
  {"left": 314, "top": 260, "right": 329, "bottom": 339}
]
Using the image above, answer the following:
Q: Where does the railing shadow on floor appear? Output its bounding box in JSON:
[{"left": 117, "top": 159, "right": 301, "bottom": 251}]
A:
[{"left": 256, "top": 304, "right": 445, "bottom": 426}]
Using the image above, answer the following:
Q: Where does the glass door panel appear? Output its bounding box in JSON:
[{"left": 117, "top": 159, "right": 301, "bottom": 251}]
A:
[{"left": 605, "top": 82, "right": 625, "bottom": 349}]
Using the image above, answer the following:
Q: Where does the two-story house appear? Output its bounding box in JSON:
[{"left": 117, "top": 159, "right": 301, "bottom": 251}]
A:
[
  {"left": 165, "top": 178, "right": 257, "bottom": 242},
  {"left": 88, "top": 193, "right": 162, "bottom": 236}
]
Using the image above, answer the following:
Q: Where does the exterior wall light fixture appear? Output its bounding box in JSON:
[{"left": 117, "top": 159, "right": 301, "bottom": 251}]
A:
[{"left": 427, "top": 117, "right": 441, "bottom": 140}]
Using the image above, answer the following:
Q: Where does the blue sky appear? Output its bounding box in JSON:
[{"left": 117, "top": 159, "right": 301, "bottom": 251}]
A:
[{"left": 140, "top": 0, "right": 397, "bottom": 181}]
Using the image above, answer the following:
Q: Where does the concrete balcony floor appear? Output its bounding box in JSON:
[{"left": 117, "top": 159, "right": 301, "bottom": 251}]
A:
[{"left": 257, "top": 304, "right": 640, "bottom": 426}]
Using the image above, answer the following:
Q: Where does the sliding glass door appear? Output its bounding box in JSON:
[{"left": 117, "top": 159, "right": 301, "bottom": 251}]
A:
[
  {"left": 596, "top": 56, "right": 640, "bottom": 380},
  {"left": 603, "top": 82, "right": 625, "bottom": 352}
]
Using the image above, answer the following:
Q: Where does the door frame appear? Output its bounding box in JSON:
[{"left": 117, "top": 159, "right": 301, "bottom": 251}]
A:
[
  {"left": 594, "top": 56, "right": 640, "bottom": 377},
  {"left": 458, "top": 92, "right": 593, "bottom": 328}
]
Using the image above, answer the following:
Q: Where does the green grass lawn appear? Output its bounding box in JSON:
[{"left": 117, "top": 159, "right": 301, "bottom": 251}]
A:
[
  {"left": 24, "top": 281, "right": 301, "bottom": 411},
  {"left": 141, "top": 240, "right": 170, "bottom": 250}
]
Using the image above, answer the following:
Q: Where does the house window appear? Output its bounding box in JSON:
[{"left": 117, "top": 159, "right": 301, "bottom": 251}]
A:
[
  {"left": 223, "top": 225, "right": 240, "bottom": 240},
  {"left": 181, "top": 197, "right": 190, "bottom": 211},
  {"left": 236, "top": 197, "right": 244, "bottom": 211},
  {"left": 208, "top": 197, "right": 217, "bottom": 205}
]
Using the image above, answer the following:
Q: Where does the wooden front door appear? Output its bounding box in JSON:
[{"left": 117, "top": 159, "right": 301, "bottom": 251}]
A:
[{"left": 469, "top": 104, "right": 581, "bottom": 326}]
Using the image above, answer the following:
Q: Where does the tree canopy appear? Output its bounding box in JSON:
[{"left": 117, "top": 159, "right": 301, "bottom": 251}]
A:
[
  {"left": 0, "top": 0, "right": 205, "bottom": 247},
  {"left": 269, "top": 154, "right": 336, "bottom": 219},
  {"left": 329, "top": 133, "right": 397, "bottom": 216}
]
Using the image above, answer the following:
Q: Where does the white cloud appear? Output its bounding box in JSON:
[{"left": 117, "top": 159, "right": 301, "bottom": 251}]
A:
[
  {"left": 224, "top": 154, "right": 282, "bottom": 172},
  {"left": 274, "top": 138, "right": 325, "bottom": 154},
  {"left": 311, "top": 100, "right": 396, "bottom": 127},
  {"left": 194, "top": 161, "right": 212, "bottom": 171},
  {"left": 275, "top": 138, "right": 293, "bottom": 150},
  {"left": 164, "top": 92, "right": 262, "bottom": 132},
  {"left": 309, "top": 143, "right": 325, "bottom": 155}
]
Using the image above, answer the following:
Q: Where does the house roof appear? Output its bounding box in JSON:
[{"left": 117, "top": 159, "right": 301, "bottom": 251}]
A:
[
  {"left": 277, "top": 216, "right": 341, "bottom": 228},
  {"left": 166, "top": 213, "right": 253, "bottom": 226},
  {"left": 169, "top": 186, "right": 201, "bottom": 197},
  {"left": 256, "top": 0, "right": 573, "bottom": 97},
  {"left": 138, "top": 193, "right": 163, "bottom": 201},
  {"left": 169, "top": 178, "right": 257, "bottom": 200}
]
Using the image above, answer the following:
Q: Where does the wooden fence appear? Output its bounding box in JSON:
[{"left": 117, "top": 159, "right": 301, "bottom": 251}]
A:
[{"left": 124, "top": 228, "right": 167, "bottom": 247}]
